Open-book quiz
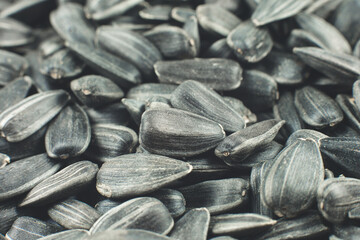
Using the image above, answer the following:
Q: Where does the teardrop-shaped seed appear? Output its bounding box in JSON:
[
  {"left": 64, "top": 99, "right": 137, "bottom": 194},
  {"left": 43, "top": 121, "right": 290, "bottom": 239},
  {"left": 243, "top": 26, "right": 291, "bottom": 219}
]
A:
[
  {"left": 20, "top": 161, "right": 99, "bottom": 207},
  {"left": 204, "top": 38, "right": 233, "bottom": 59},
  {"left": 239, "top": 141, "right": 283, "bottom": 168},
  {"left": 251, "top": 0, "right": 312, "bottom": 26},
  {"left": 0, "top": 153, "right": 9, "bottom": 169},
  {"left": 196, "top": 4, "right": 241, "bottom": 37},
  {"left": 171, "top": 7, "right": 196, "bottom": 23},
  {"left": 353, "top": 79, "right": 360, "bottom": 112},
  {"left": 295, "top": 86, "right": 344, "bottom": 128},
  {"left": 66, "top": 41, "right": 141, "bottom": 89},
  {"left": 90, "top": 197, "right": 174, "bottom": 235},
  {"left": 0, "top": 49, "right": 29, "bottom": 86},
  {"left": 45, "top": 103, "right": 91, "bottom": 159},
  {"left": 0, "top": 76, "right": 32, "bottom": 113},
  {"left": 85, "top": 102, "right": 130, "bottom": 126},
  {"left": 0, "top": 153, "right": 61, "bottom": 202},
  {"left": 320, "top": 137, "right": 360, "bottom": 178},
  {"left": 0, "top": 18, "right": 34, "bottom": 48},
  {"left": 96, "top": 153, "right": 192, "bottom": 198},
  {"left": 87, "top": 0, "right": 143, "bottom": 21},
  {"left": 317, "top": 177, "right": 360, "bottom": 223},
  {"left": 215, "top": 120, "right": 285, "bottom": 166},
  {"left": 170, "top": 208, "right": 210, "bottom": 240},
  {"left": 139, "top": 5, "right": 172, "bottom": 21},
  {"left": 209, "top": 213, "right": 276, "bottom": 236},
  {"left": 295, "top": 13, "right": 351, "bottom": 54},
  {"left": 144, "top": 25, "right": 196, "bottom": 59},
  {"left": 70, "top": 75, "right": 124, "bottom": 108},
  {"left": 48, "top": 198, "right": 100, "bottom": 230},
  {"left": 149, "top": 189, "right": 186, "bottom": 219},
  {"left": 154, "top": 58, "right": 242, "bottom": 91},
  {"left": 85, "top": 124, "right": 138, "bottom": 162},
  {"left": 40, "top": 49, "right": 84, "bottom": 80},
  {"left": 6, "top": 216, "right": 62, "bottom": 240},
  {"left": 335, "top": 94, "right": 360, "bottom": 134},
  {"left": 126, "top": 83, "right": 177, "bottom": 102},
  {"left": 255, "top": 211, "right": 329, "bottom": 240},
  {"left": 227, "top": 21, "right": 273, "bottom": 63},
  {"left": 293, "top": 47, "right": 360, "bottom": 85},
  {"left": 171, "top": 80, "right": 245, "bottom": 132},
  {"left": 286, "top": 129, "right": 328, "bottom": 146},
  {"left": 139, "top": 108, "right": 225, "bottom": 157},
  {"left": 96, "top": 26, "right": 162, "bottom": 78},
  {"left": 178, "top": 178, "right": 249, "bottom": 215},
  {"left": 121, "top": 98, "right": 145, "bottom": 126},
  {"left": 261, "top": 138, "right": 324, "bottom": 218},
  {"left": 0, "top": 90, "right": 70, "bottom": 142},
  {"left": 223, "top": 97, "right": 257, "bottom": 124},
  {"left": 50, "top": 3, "right": 95, "bottom": 47},
  {"left": 37, "top": 229, "right": 89, "bottom": 240},
  {"left": 87, "top": 229, "right": 172, "bottom": 240}
]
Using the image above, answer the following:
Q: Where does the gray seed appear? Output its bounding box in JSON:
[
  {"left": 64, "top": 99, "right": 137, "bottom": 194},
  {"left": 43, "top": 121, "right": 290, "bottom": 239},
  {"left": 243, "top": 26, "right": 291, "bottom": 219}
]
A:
[
  {"left": 48, "top": 198, "right": 100, "bottom": 230},
  {"left": 171, "top": 7, "right": 196, "bottom": 23},
  {"left": 0, "top": 49, "right": 29, "bottom": 86},
  {"left": 239, "top": 141, "right": 283, "bottom": 168},
  {"left": 353, "top": 79, "right": 360, "bottom": 112},
  {"left": 0, "top": 153, "right": 9, "bottom": 168},
  {"left": 84, "top": 102, "right": 130, "bottom": 126},
  {"left": 154, "top": 58, "right": 242, "bottom": 91},
  {"left": 87, "top": 0, "right": 143, "bottom": 21},
  {"left": 204, "top": 38, "right": 233, "bottom": 59},
  {"left": 171, "top": 80, "right": 246, "bottom": 132},
  {"left": 185, "top": 155, "right": 232, "bottom": 179},
  {"left": 121, "top": 98, "right": 145, "bottom": 126},
  {"left": 144, "top": 25, "right": 196, "bottom": 59},
  {"left": 251, "top": 0, "right": 312, "bottom": 26},
  {"left": 40, "top": 49, "right": 84, "bottom": 80},
  {"left": 183, "top": 16, "right": 200, "bottom": 56},
  {"left": 86, "top": 229, "right": 173, "bottom": 240},
  {"left": 286, "top": 129, "right": 328, "bottom": 146},
  {"left": 96, "top": 153, "right": 192, "bottom": 198},
  {"left": 0, "top": 153, "right": 61, "bottom": 202},
  {"left": 317, "top": 177, "right": 360, "bottom": 223},
  {"left": 209, "top": 213, "right": 276, "bottom": 236},
  {"left": 139, "top": 108, "right": 225, "bottom": 157},
  {"left": 287, "top": 29, "right": 327, "bottom": 49},
  {"left": 0, "top": 76, "right": 32, "bottom": 113},
  {"left": 89, "top": 197, "right": 174, "bottom": 235},
  {"left": 261, "top": 138, "right": 324, "bottom": 218},
  {"left": 37, "top": 229, "right": 89, "bottom": 240},
  {"left": 96, "top": 26, "right": 162, "bottom": 78},
  {"left": 95, "top": 199, "right": 123, "bottom": 215},
  {"left": 45, "top": 103, "right": 91, "bottom": 159},
  {"left": 170, "top": 208, "right": 210, "bottom": 240},
  {"left": 196, "top": 4, "right": 241, "bottom": 37},
  {"left": 335, "top": 94, "right": 360, "bottom": 134},
  {"left": 84, "top": 0, "right": 126, "bottom": 19},
  {"left": 305, "top": 0, "right": 343, "bottom": 19},
  {"left": 178, "top": 178, "right": 249, "bottom": 215},
  {"left": 149, "top": 189, "right": 186, "bottom": 219},
  {"left": 0, "top": 18, "right": 34, "bottom": 48},
  {"left": 50, "top": 3, "right": 95, "bottom": 47},
  {"left": 139, "top": 5, "right": 172, "bottom": 21},
  {"left": 145, "top": 96, "right": 171, "bottom": 110},
  {"left": 227, "top": 21, "right": 273, "bottom": 63},
  {"left": 333, "top": 225, "right": 360, "bottom": 240},
  {"left": 0, "top": 198, "right": 27, "bottom": 234},
  {"left": 126, "top": 83, "right": 177, "bottom": 102},
  {"left": 295, "top": 86, "right": 344, "bottom": 128},
  {"left": 0, "top": 89, "right": 70, "bottom": 142},
  {"left": 85, "top": 124, "right": 138, "bottom": 162},
  {"left": 39, "top": 36, "right": 64, "bottom": 58},
  {"left": 19, "top": 160, "right": 99, "bottom": 207},
  {"left": 70, "top": 75, "right": 124, "bottom": 108},
  {"left": 215, "top": 119, "right": 285, "bottom": 166},
  {"left": 222, "top": 96, "right": 257, "bottom": 124}
]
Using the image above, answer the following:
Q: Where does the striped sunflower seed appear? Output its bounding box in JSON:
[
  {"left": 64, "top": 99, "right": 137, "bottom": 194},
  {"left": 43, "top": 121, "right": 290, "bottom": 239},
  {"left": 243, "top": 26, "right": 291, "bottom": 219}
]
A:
[
  {"left": 286, "top": 129, "right": 328, "bottom": 146},
  {"left": 149, "top": 189, "right": 186, "bottom": 219},
  {"left": 0, "top": 49, "right": 29, "bottom": 86},
  {"left": 0, "top": 18, "right": 34, "bottom": 48},
  {"left": 261, "top": 138, "right": 324, "bottom": 218},
  {"left": 96, "top": 153, "right": 192, "bottom": 198},
  {"left": 185, "top": 155, "right": 232, "bottom": 180},
  {"left": 0, "top": 76, "right": 32, "bottom": 113},
  {"left": 48, "top": 198, "right": 100, "bottom": 230},
  {"left": 45, "top": 103, "right": 91, "bottom": 159},
  {"left": 84, "top": 102, "right": 130, "bottom": 126},
  {"left": 169, "top": 208, "right": 210, "bottom": 240},
  {"left": 204, "top": 38, "right": 233, "bottom": 59},
  {"left": 0, "top": 199, "right": 27, "bottom": 234},
  {"left": 85, "top": 124, "right": 137, "bottom": 162},
  {"left": 86, "top": 229, "right": 173, "bottom": 240},
  {"left": 178, "top": 178, "right": 249, "bottom": 215},
  {"left": 70, "top": 75, "right": 124, "bottom": 108},
  {"left": 139, "top": 108, "right": 225, "bottom": 157},
  {"left": 171, "top": 80, "right": 246, "bottom": 132},
  {"left": 37, "top": 229, "right": 89, "bottom": 240},
  {"left": 0, "top": 153, "right": 61, "bottom": 202},
  {"left": 154, "top": 58, "right": 242, "bottom": 91},
  {"left": 335, "top": 94, "right": 360, "bottom": 133},
  {"left": 222, "top": 96, "right": 257, "bottom": 124},
  {"left": 19, "top": 161, "right": 99, "bottom": 207},
  {"left": 89, "top": 197, "right": 174, "bottom": 235}
]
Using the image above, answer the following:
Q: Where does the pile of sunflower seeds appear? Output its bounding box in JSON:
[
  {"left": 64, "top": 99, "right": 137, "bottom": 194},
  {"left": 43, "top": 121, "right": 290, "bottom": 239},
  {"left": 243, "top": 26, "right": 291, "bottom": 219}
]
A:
[{"left": 1, "top": 0, "right": 360, "bottom": 239}]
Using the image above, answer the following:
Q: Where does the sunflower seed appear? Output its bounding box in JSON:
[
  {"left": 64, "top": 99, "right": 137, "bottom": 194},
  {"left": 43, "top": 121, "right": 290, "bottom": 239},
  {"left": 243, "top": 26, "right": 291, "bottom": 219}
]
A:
[
  {"left": 19, "top": 161, "right": 99, "bottom": 207},
  {"left": 149, "top": 189, "right": 186, "bottom": 219},
  {"left": 84, "top": 102, "right": 130, "bottom": 126},
  {"left": 145, "top": 96, "right": 171, "bottom": 110},
  {"left": 222, "top": 97, "right": 257, "bottom": 124},
  {"left": 215, "top": 120, "right": 284, "bottom": 166},
  {"left": 204, "top": 38, "right": 233, "bottom": 59},
  {"left": 50, "top": 3, "right": 95, "bottom": 47},
  {"left": 121, "top": 98, "right": 145, "bottom": 126},
  {"left": 96, "top": 26, "right": 161, "bottom": 78},
  {"left": 170, "top": 208, "right": 210, "bottom": 240},
  {"left": 286, "top": 129, "right": 328, "bottom": 146},
  {"left": 154, "top": 58, "right": 242, "bottom": 91},
  {"left": 85, "top": 124, "right": 137, "bottom": 162},
  {"left": 251, "top": 0, "right": 312, "bottom": 26},
  {"left": 287, "top": 29, "right": 327, "bottom": 49},
  {"left": 0, "top": 153, "right": 61, "bottom": 202},
  {"left": 305, "top": 0, "right": 343, "bottom": 19},
  {"left": 87, "top": 0, "right": 143, "bottom": 21},
  {"left": 89, "top": 197, "right": 174, "bottom": 235},
  {"left": 0, "top": 199, "right": 28, "bottom": 234},
  {"left": 126, "top": 83, "right": 177, "bottom": 102},
  {"left": 86, "top": 229, "right": 173, "bottom": 240},
  {"left": 178, "top": 178, "right": 249, "bottom": 215},
  {"left": 171, "top": 80, "right": 246, "bottom": 132},
  {"left": 66, "top": 41, "right": 142, "bottom": 89},
  {"left": 196, "top": 4, "right": 241, "bottom": 37},
  {"left": 139, "top": 108, "right": 225, "bottom": 157},
  {"left": 335, "top": 94, "right": 360, "bottom": 134},
  {"left": 209, "top": 213, "right": 276, "bottom": 236},
  {"left": 48, "top": 198, "right": 100, "bottom": 230},
  {"left": 353, "top": 79, "right": 360, "bottom": 112},
  {"left": 171, "top": 7, "right": 195, "bottom": 23},
  {"left": 183, "top": 16, "right": 200, "bottom": 56},
  {"left": 0, "top": 49, "right": 29, "bottom": 86},
  {"left": 39, "top": 36, "right": 64, "bottom": 58},
  {"left": 295, "top": 86, "right": 344, "bottom": 128},
  {"left": 239, "top": 141, "right": 283, "bottom": 168},
  {"left": 0, "top": 76, "right": 32, "bottom": 113},
  {"left": 139, "top": 5, "right": 172, "bottom": 21},
  {"left": 38, "top": 229, "right": 89, "bottom": 240},
  {"left": 0, "top": 18, "right": 34, "bottom": 48},
  {"left": 96, "top": 153, "right": 192, "bottom": 198},
  {"left": 261, "top": 138, "right": 324, "bottom": 218},
  {"left": 0, "top": 90, "right": 70, "bottom": 142},
  {"left": 227, "top": 21, "right": 273, "bottom": 63}
]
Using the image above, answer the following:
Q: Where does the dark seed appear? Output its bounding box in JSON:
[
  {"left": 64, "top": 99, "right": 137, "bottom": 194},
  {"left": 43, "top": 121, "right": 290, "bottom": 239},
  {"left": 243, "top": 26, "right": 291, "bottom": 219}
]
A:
[
  {"left": 121, "top": 98, "right": 145, "bottom": 126},
  {"left": 149, "top": 189, "right": 186, "bottom": 219},
  {"left": 84, "top": 102, "right": 130, "bottom": 126},
  {"left": 286, "top": 129, "right": 328, "bottom": 146},
  {"left": 87, "top": 0, "right": 143, "bottom": 21},
  {"left": 126, "top": 83, "right": 177, "bottom": 102},
  {"left": 0, "top": 49, "right": 29, "bottom": 86},
  {"left": 0, "top": 76, "right": 32, "bottom": 113},
  {"left": 335, "top": 94, "right": 360, "bottom": 134}
]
